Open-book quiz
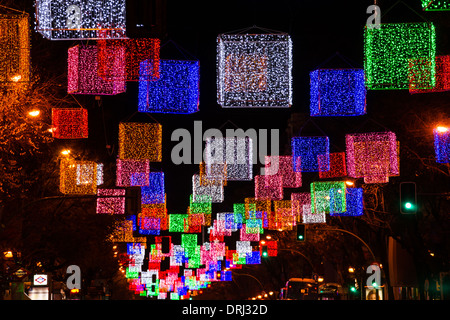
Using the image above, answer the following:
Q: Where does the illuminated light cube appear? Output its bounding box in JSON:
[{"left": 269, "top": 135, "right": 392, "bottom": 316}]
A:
[
  {"left": 204, "top": 136, "right": 253, "bottom": 181},
  {"left": 96, "top": 188, "right": 125, "bottom": 214},
  {"left": 168, "top": 214, "right": 188, "bottom": 233},
  {"left": 138, "top": 59, "right": 200, "bottom": 114},
  {"left": 421, "top": 0, "right": 450, "bottom": 11},
  {"left": 0, "top": 11, "right": 30, "bottom": 86},
  {"left": 319, "top": 152, "right": 347, "bottom": 179},
  {"left": 118, "top": 122, "right": 162, "bottom": 161},
  {"left": 302, "top": 204, "right": 326, "bottom": 224},
  {"left": 51, "top": 108, "right": 88, "bottom": 139},
  {"left": 67, "top": 44, "right": 125, "bottom": 95},
  {"left": 35, "top": 0, "right": 126, "bottom": 40},
  {"left": 310, "top": 69, "right": 366, "bottom": 116},
  {"left": 311, "top": 181, "right": 347, "bottom": 214},
  {"left": 217, "top": 33, "right": 293, "bottom": 108},
  {"left": 186, "top": 214, "right": 204, "bottom": 233},
  {"left": 60, "top": 158, "right": 97, "bottom": 194},
  {"left": 264, "top": 156, "right": 301, "bottom": 188},
  {"left": 141, "top": 203, "right": 167, "bottom": 220},
  {"left": 330, "top": 187, "right": 364, "bottom": 216},
  {"left": 410, "top": 55, "right": 450, "bottom": 94},
  {"left": 98, "top": 38, "right": 160, "bottom": 82},
  {"left": 236, "top": 241, "right": 252, "bottom": 256},
  {"left": 141, "top": 172, "right": 165, "bottom": 204},
  {"left": 291, "top": 192, "right": 311, "bottom": 222},
  {"left": 192, "top": 174, "right": 224, "bottom": 203},
  {"left": 240, "top": 224, "right": 260, "bottom": 241},
  {"left": 346, "top": 131, "right": 399, "bottom": 183},
  {"left": 273, "top": 200, "right": 295, "bottom": 230},
  {"left": 291, "top": 136, "right": 330, "bottom": 172},
  {"left": 245, "top": 251, "right": 261, "bottom": 265},
  {"left": 254, "top": 175, "right": 283, "bottom": 200},
  {"left": 199, "top": 162, "right": 227, "bottom": 186},
  {"left": 189, "top": 194, "right": 212, "bottom": 215},
  {"left": 138, "top": 217, "right": 161, "bottom": 235},
  {"left": 116, "top": 159, "right": 150, "bottom": 187},
  {"left": 433, "top": 127, "right": 450, "bottom": 163},
  {"left": 364, "top": 22, "right": 436, "bottom": 90},
  {"left": 244, "top": 198, "right": 271, "bottom": 220}
]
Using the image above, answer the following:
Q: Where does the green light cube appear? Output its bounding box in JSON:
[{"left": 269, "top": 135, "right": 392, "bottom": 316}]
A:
[
  {"left": 364, "top": 22, "right": 436, "bottom": 90},
  {"left": 310, "top": 181, "right": 346, "bottom": 214},
  {"left": 421, "top": 0, "right": 450, "bottom": 11}
]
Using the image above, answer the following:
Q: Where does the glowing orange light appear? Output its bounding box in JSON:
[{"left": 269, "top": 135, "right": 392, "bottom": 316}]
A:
[
  {"left": 436, "top": 126, "right": 449, "bottom": 133},
  {"left": 28, "top": 110, "right": 40, "bottom": 117},
  {"left": 10, "top": 74, "right": 22, "bottom": 82},
  {"left": 61, "top": 149, "right": 71, "bottom": 156}
]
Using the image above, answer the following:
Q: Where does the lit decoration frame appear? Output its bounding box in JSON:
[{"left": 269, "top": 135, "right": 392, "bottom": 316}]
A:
[
  {"left": 141, "top": 172, "right": 165, "bottom": 204},
  {"left": 35, "top": 0, "right": 127, "bottom": 40},
  {"left": 98, "top": 38, "right": 160, "bottom": 82},
  {"left": 254, "top": 175, "right": 283, "bottom": 200},
  {"left": 409, "top": 55, "right": 450, "bottom": 94},
  {"left": 51, "top": 108, "right": 88, "bottom": 139},
  {"left": 264, "top": 156, "right": 301, "bottom": 188},
  {"left": 318, "top": 152, "right": 347, "bottom": 179},
  {"left": 217, "top": 32, "right": 293, "bottom": 108},
  {"left": 291, "top": 136, "right": 330, "bottom": 172},
  {"left": 0, "top": 11, "right": 30, "bottom": 85},
  {"left": 330, "top": 187, "right": 364, "bottom": 216},
  {"left": 96, "top": 188, "right": 126, "bottom": 214},
  {"left": 302, "top": 204, "right": 326, "bottom": 224},
  {"left": 60, "top": 158, "right": 97, "bottom": 194},
  {"left": 310, "top": 181, "right": 347, "bottom": 214},
  {"left": 346, "top": 131, "right": 399, "bottom": 183},
  {"left": 291, "top": 192, "right": 311, "bottom": 223},
  {"left": 67, "top": 44, "right": 125, "bottom": 95},
  {"left": 204, "top": 136, "right": 253, "bottom": 181},
  {"left": 192, "top": 174, "right": 224, "bottom": 203},
  {"left": 118, "top": 122, "right": 162, "bottom": 161},
  {"left": 364, "top": 22, "right": 436, "bottom": 90},
  {"left": 433, "top": 127, "right": 450, "bottom": 163},
  {"left": 138, "top": 59, "right": 200, "bottom": 114},
  {"left": 421, "top": 0, "right": 450, "bottom": 11},
  {"left": 310, "top": 69, "right": 366, "bottom": 116},
  {"left": 116, "top": 159, "right": 150, "bottom": 187}
]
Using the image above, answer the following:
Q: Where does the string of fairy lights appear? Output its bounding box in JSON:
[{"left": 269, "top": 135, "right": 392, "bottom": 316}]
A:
[{"left": 1, "top": 0, "right": 449, "bottom": 299}]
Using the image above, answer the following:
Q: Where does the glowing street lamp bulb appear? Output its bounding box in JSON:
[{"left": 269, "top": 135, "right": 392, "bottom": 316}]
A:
[
  {"left": 345, "top": 180, "right": 355, "bottom": 186},
  {"left": 28, "top": 110, "right": 40, "bottom": 117},
  {"left": 61, "top": 149, "right": 71, "bottom": 155},
  {"left": 436, "top": 126, "right": 449, "bottom": 133},
  {"left": 11, "top": 74, "right": 22, "bottom": 82}
]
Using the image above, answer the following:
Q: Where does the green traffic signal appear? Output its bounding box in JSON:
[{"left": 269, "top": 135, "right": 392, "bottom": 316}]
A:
[
  {"left": 400, "top": 182, "right": 417, "bottom": 214},
  {"left": 350, "top": 286, "right": 357, "bottom": 293}
]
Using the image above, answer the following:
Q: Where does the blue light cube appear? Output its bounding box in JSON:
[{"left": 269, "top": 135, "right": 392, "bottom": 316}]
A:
[
  {"left": 138, "top": 59, "right": 200, "bottom": 114},
  {"left": 291, "top": 136, "right": 330, "bottom": 172},
  {"left": 310, "top": 69, "right": 366, "bottom": 116}
]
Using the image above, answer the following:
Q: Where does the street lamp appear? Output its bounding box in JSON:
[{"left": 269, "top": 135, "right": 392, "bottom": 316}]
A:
[
  {"left": 28, "top": 110, "right": 40, "bottom": 117},
  {"left": 61, "top": 149, "right": 71, "bottom": 156}
]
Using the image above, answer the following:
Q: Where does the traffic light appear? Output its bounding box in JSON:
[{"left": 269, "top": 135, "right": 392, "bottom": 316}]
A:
[
  {"left": 400, "top": 182, "right": 417, "bottom": 214},
  {"left": 261, "top": 245, "right": 268, "bottom": 258},
  {"left": 297, "top": 224, "right": 306, "bottom": 241}
]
